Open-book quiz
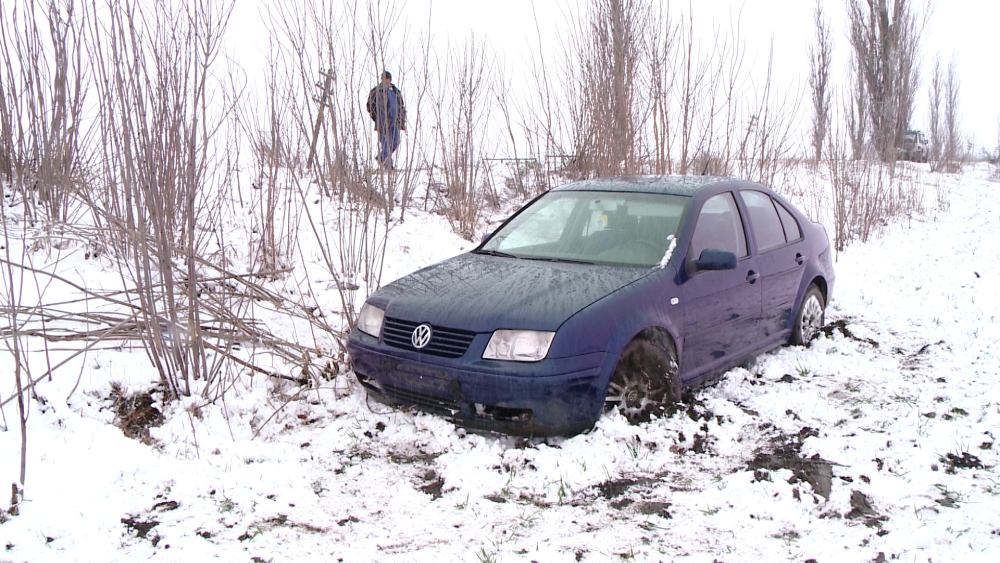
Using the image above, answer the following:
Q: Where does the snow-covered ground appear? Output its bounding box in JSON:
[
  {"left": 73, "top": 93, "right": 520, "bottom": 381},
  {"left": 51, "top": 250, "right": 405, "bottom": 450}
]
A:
[{"left": 2, "top": 165, "right": 999, "bottom": 563}]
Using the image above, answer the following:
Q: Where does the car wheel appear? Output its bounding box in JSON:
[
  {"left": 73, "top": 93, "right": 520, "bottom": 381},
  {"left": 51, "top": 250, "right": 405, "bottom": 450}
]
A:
[
  {"left": 605, "top": 335, "right": 681, "bottom": 423},
  {"left": 790, "top": 284, "right": 825, "bottom": 346}
]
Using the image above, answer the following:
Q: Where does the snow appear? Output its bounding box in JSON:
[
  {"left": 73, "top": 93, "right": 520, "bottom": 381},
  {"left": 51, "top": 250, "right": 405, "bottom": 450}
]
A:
[
  {"left": 658, "top": 235, "right": 677, "bottom": 269},
  {"left": 2, "top": 165, "right": 1000, "bottom": 563}
]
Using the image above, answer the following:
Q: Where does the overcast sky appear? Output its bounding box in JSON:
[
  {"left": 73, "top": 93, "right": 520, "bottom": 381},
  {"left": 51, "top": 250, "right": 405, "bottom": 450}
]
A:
[{"left": 233, "top": 0, "right": 999, "bottom": 149}]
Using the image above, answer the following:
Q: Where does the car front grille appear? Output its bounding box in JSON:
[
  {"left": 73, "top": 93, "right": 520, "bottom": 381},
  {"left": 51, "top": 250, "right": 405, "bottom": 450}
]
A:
[
  {"left": 383, "top": 382, "right": 462, "bottom": 413},
  {"left": 382, "top": 317, "right": 476, "bottom": 358}
]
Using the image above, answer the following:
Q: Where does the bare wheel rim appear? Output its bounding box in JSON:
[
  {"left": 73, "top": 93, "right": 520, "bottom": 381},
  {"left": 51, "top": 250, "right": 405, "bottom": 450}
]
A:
[
  {"left": 606, "top": 374, "right": 664, "bottom": 421},
  {"left": 605, "top": 340, "right": 679, "bottom": 423},
  {"left": 799, "top": 294, "right": 824, "bottom": 343}
]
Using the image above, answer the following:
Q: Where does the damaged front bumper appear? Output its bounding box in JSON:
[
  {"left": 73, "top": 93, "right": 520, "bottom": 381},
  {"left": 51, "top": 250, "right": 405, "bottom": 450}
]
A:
[{"left": 347, "top": 331, "right": 607, "bottom": 437}]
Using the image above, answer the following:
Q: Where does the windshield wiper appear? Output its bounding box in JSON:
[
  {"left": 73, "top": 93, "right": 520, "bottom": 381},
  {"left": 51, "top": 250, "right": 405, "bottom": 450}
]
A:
[
  {"left": 473, "top": 249, "right": 518, "bottom": 259},
  {"left": 520, "top": 256, "right": 595, "bottom": 265}
]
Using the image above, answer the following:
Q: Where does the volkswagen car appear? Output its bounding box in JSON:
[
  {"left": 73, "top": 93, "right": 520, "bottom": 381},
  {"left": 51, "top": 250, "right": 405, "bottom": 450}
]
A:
[{"left": 347, "top": 176, "right": 835, "bottom": 436}]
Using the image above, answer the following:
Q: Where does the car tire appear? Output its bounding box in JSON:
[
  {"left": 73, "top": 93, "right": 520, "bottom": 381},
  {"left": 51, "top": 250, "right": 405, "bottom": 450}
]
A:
[
  {"left": 605, "top": 334, "right": 681, "bottom": 424},
  {"left": 790, "top": 284, "right": 825, "bottom": 346}
]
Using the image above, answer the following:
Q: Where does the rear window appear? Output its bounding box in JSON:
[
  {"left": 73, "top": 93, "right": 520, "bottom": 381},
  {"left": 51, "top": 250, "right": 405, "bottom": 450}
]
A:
[
  {"left": 741, "top": 190, "right": 786, "bottom": 253},
  {"left": 775, "top": 200, "right": 802, "bottom": 242}
]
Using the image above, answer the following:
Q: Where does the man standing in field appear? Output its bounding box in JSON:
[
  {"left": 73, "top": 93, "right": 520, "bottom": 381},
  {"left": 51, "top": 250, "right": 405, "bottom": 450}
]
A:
[{"left": 366, "top": 70, "right": 407, "bottom": 170}]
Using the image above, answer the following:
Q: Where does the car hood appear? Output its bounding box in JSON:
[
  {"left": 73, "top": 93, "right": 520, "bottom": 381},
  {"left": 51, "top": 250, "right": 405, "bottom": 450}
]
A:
[{"left": 374, "top": 253, "right": 651, "bottom": 332}]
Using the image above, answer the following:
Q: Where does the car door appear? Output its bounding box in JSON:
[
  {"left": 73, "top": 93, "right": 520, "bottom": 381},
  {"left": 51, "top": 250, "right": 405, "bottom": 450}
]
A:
[
  {"left": 680, "top": 191, "right": 762, "bottom": 382},
  {"left": 740, "top": 189, "right": 808, "bottom": 345}
]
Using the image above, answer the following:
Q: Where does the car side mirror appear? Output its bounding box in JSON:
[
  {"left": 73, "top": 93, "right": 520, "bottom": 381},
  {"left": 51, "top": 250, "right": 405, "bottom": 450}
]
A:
[{"left": 692, "top": 248, "right": 737, "bottom": 272}]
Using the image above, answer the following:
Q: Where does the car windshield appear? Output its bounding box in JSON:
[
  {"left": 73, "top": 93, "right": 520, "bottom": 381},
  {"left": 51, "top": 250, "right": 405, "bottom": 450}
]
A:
[{"left": 478, "top": 191, "right": 690, "bottom": 267}]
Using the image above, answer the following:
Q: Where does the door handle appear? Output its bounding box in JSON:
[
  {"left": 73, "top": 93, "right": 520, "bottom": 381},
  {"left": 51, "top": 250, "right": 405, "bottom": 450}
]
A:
[
  {"left": 795, "top": 253, "right": 805, "bottom": 265},
  {"left": 746, "top": 270, "right": 760, "bottom": 284}
]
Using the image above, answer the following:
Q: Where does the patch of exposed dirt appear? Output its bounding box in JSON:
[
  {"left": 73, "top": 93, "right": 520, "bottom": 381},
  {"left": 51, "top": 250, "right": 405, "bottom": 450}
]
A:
[
  {"left": 597, "top": 478, "right": 634, "bottom": 500},
  {"left": 595, "top": 476, "right": 658, "bottom": 501},
  {"left": 895, "top": 340, "right": 946, "bottom": 371},
  {"left": 389, "top": 449, "right": 442, "bottom": 465},
  {"left": 747, "top": 427, "right": 833, "bottom": 500},
  {"left": 634, "top": 501, "right": 672, "bottom": 518},
  {"left": 821, "top": 319, "right": 879, "bottom": 348}
]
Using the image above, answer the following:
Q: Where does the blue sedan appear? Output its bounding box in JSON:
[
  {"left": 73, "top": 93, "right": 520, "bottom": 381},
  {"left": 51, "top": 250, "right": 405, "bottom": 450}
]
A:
[{"left": 347, "top": 176, "right": 835, "bottom": 436}]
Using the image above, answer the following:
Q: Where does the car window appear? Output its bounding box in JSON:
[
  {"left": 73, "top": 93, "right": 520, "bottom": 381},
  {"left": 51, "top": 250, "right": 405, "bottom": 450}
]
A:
[
  {"left": 741, "top": 190, "right": 786, "bottom": 253},
  {"left": 492, "top": 196, "right": 577, "bottom": 249},
  {"left": 774, "top": 200, "right": 802, "bottom": 242},
  {"left": 481, "top": 191, "right": 689, "bottom": 267},
  {"left": 689, "top": 192, "right": 748, "bottom": 260}
]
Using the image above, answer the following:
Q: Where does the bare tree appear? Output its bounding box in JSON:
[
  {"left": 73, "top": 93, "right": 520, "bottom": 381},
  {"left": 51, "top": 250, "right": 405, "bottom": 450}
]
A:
[
  {"left": 523, "top": 0, "right": 796, "bottom": 182},
  {"left": 647, "top": 2, "right": 678, "bottom": 174},
  {"left": 942, "top": 54, "right": 961, "bottom": 171},
  {"left": 994, "top": 118, "right": 1000, "bottom": 178},
  {"left": 586, "top": 0, "right": 647, "bottom": 175},
  {"left": 927, "top": 53, "right": 943, "bottom": 169},
  {"left": 551, "top": 0, "right": 653, "bottom": 178},
  {"left": 845, "top": 0, "right": 930, "bottom": 162},
  {"left": 674, "top": 6, "right": 714, "bottom": 176},
  {"left": 808, "top": 0, "right": 833, "bottom": 162},
  {"left": 846, "top": 50, "right": 868, "bottom": 160}
]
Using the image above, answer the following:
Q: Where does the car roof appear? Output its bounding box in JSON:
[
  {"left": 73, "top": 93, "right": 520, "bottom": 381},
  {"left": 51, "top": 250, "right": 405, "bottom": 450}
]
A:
[{"left": 550, "top": 175, "right": 734, "bottom": 197}]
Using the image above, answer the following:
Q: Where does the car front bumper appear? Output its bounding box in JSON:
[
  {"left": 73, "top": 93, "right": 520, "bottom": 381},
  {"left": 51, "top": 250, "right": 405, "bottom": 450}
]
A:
[{"left": 347, "top": 330, "right": 608, "bottom": 436}]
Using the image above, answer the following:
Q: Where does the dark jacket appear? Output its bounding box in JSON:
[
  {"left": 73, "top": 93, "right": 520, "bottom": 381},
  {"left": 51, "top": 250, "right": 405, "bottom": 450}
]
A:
[{"left": 366, "top": 84, "right": 407, "bottom": 133}]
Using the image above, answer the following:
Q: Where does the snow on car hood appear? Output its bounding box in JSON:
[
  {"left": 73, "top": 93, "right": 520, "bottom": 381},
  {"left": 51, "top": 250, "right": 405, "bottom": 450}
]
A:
[{"left": 373, "top": 252, "right": 650, "bottom": 332}]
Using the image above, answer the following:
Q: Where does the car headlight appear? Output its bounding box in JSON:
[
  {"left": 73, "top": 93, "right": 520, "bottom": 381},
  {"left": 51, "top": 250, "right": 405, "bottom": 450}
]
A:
[
  {"left": 356, "top": 303, "right": 385, "bottom": 337},
  {"left": 483, "top": 330, "right": 555, "bottom": 362}
]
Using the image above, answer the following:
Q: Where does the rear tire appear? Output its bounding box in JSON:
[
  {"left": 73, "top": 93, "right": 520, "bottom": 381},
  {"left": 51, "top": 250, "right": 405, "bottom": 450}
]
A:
[
  {"left": 605, "top": 334, "right": 681, "bottom": 423},
  {"left": 790, "top": 285, "right": 825, "bottom": 346}
]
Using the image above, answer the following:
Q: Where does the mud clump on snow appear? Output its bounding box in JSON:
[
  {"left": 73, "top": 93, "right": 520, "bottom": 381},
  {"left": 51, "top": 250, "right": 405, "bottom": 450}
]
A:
[
  {"left": 596, "top": 477, "right": 657, "bottom": 500},
  {"left": 110, "top": 383, "right": 165, "bottom": 445},
  {"left": 845, "top": 490, "right": 889, "bottom": 528},
  {"left": 942, "top": 451, "right": 985, "bottom": 472},
  {"left": 821, "top": 318, "right": 879, "bottom": 348},
  {"left": 121, "top": 515, "right": 159, "bottom": 539},
  {"left": 747, "top": 427, "right": 833, "bottom": 500}
]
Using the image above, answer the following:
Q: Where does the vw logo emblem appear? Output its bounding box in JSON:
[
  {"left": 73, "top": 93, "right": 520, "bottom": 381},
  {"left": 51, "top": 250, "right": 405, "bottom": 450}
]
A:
[{"left": 411, "top": 324, "right": 433, "bottom": 349}]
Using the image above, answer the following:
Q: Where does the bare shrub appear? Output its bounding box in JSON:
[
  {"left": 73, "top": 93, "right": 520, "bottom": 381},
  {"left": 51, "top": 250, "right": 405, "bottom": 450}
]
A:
[
  {"left": 243, "top": 38, "right": 306, "bottom": 273},
  {"left": 430, "top": 35, "right": 496, "bottom": 240},
  {"left": 825, "top": 125, "right": 923, "bottom": 253},
  {"left": 731, "top": 46, "right": 801, "bottom": 187},
  {"left": 493, "top": 65, "right": 546, "bottom": 200},
  {"left": 0, "top": 189, "right": 30, "bottom": 491},
  {"left": 0, "top": 1, "right": 91, "bottom": 224},
  {"left": 88, "top": 0, "right": 239, "bottom": 399}
]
